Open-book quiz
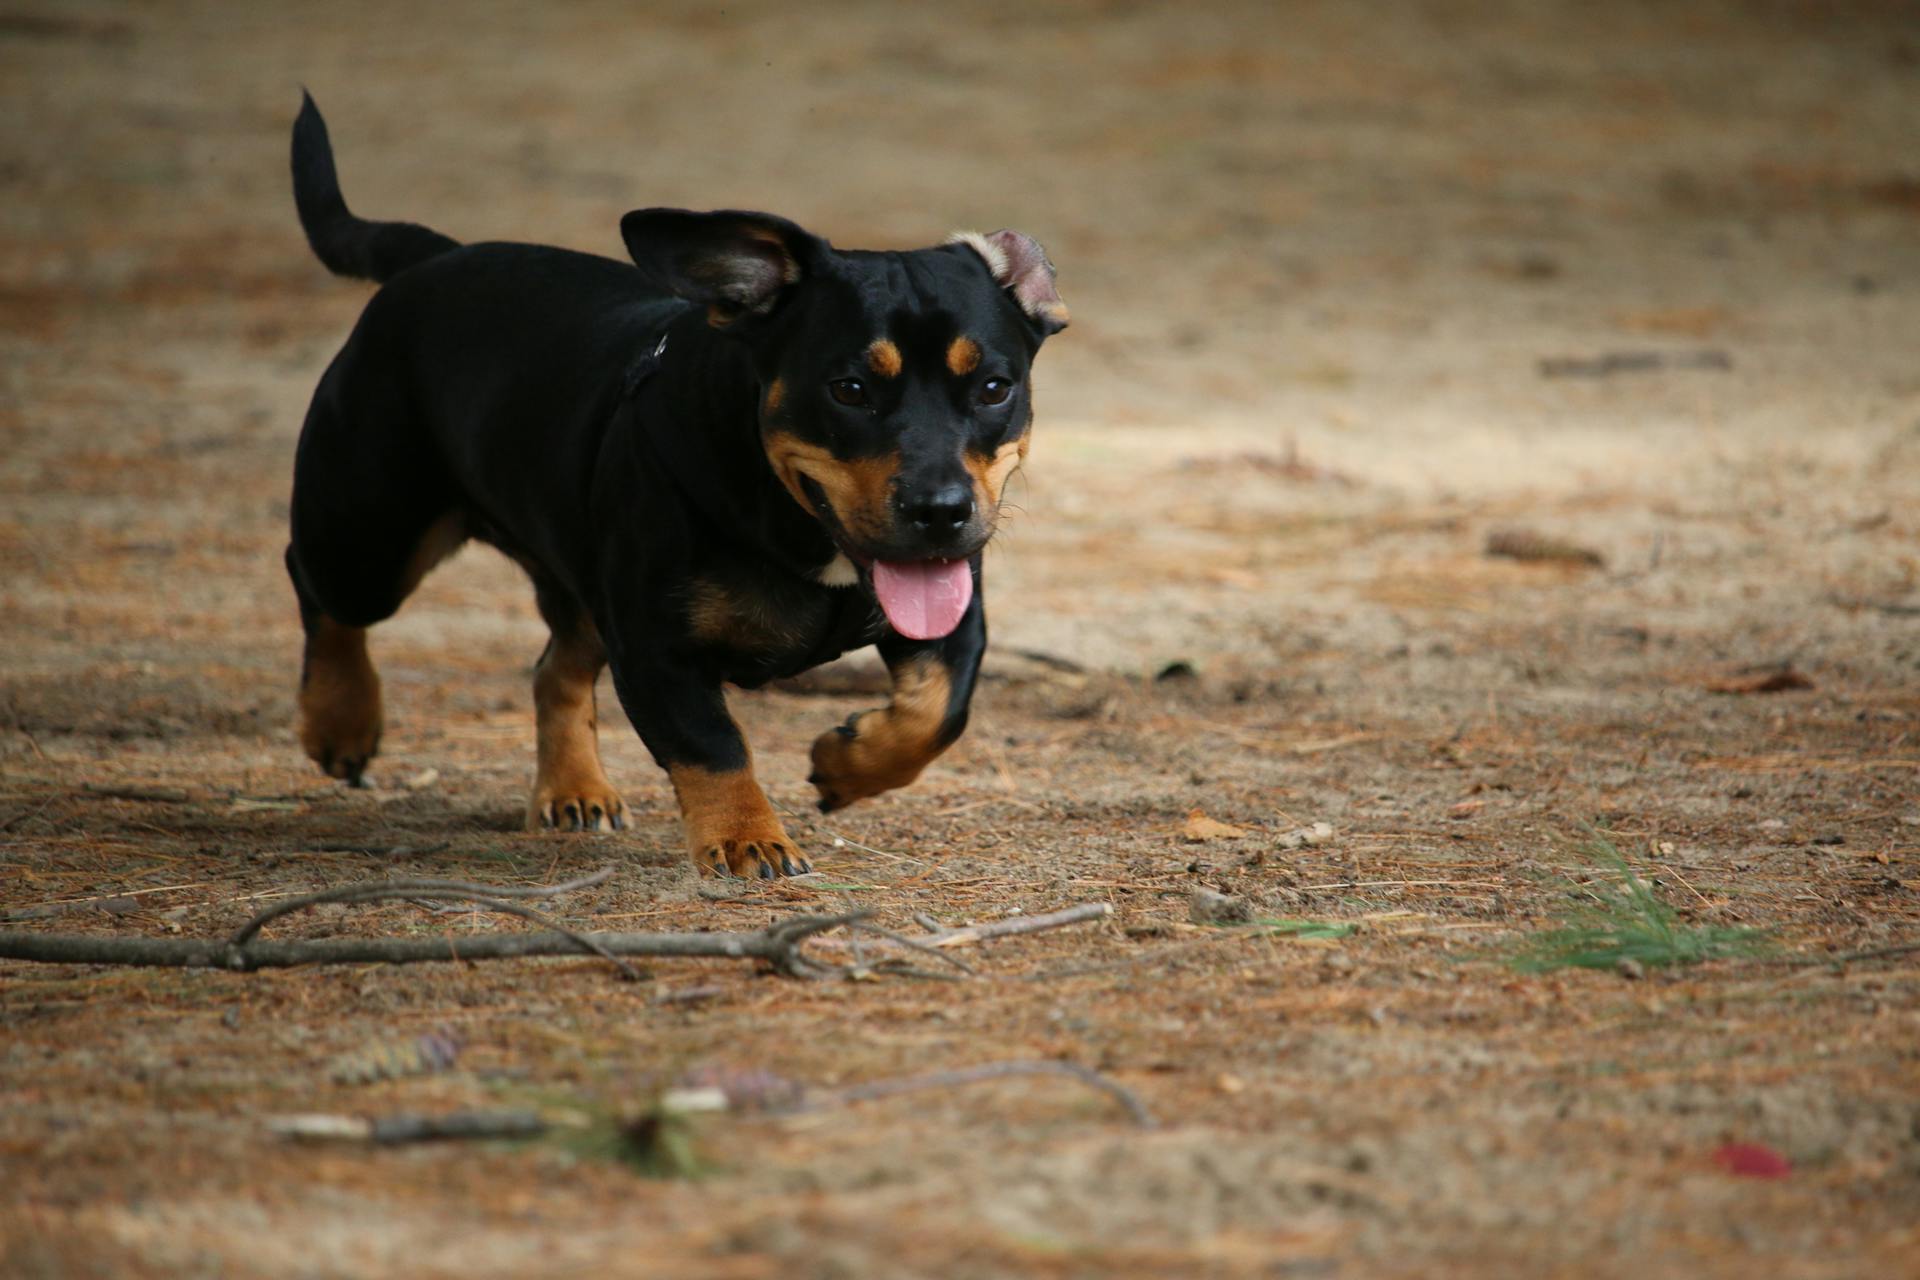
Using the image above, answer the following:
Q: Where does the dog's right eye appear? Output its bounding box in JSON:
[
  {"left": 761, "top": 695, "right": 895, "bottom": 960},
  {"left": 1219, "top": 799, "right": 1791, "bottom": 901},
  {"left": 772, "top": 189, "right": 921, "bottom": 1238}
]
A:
[{"left": 828, "top": 379, "right": 868, "bottom": 407}]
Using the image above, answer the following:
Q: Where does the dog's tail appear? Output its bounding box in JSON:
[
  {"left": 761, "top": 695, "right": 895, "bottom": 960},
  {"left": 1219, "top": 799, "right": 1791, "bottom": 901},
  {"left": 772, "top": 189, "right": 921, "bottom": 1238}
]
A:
[{"left": 292, "top": 92, "right": 460, "bottom": 283}]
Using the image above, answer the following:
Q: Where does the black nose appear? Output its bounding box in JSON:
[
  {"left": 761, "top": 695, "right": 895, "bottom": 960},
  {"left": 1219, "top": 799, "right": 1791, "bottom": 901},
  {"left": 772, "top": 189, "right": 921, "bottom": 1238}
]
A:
[{"left": 900, "top": 484, "right": 975, "bottom": 534}]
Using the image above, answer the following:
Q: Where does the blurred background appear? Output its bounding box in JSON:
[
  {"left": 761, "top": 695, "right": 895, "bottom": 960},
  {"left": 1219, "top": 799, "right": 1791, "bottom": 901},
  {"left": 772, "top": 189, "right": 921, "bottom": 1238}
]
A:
[{"left": 3, "top": 0, "right": 1916, "bottom": 679}]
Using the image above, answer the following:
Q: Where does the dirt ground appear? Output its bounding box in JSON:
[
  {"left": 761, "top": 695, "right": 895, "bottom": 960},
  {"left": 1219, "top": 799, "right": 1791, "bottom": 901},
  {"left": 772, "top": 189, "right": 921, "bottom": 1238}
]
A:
[{"left": 3, "top": 1, "right": 1919, "bottom": 1276}]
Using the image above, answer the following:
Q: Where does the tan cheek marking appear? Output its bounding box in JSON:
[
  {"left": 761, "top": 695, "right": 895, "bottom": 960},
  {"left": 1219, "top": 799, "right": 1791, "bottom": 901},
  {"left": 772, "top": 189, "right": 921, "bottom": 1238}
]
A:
[
  {"left": 765, "top": 378, "right": 785, "bottom": 413},
  {"left": 763, "top": 432, "right": 900, "bottom": 539},
  {"left": 946, "top": 336, "right": 981, "bottom": 376},
  {"left": 967, "top": 437, "right": 1029, "bottom": 507},
  {"left": 867, "top": 339, "right": 903, "bottom": 379}
]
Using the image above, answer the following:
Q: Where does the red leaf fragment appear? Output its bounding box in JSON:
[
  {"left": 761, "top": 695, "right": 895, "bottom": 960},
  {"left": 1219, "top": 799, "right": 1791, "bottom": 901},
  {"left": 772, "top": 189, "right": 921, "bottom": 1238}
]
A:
[{"left": 1712, "top": 1142, "right": 1791, "bottom": 1179}]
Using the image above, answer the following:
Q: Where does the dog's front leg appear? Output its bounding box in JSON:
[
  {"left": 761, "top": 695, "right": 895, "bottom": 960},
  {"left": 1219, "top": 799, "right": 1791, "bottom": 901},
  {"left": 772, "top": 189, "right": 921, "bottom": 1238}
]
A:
[
  {"left": 810, "top": 580, "right": 986, "bottom": 812},
  {"left": 604, "top": 645, "right": 810, "bottom": 879}
]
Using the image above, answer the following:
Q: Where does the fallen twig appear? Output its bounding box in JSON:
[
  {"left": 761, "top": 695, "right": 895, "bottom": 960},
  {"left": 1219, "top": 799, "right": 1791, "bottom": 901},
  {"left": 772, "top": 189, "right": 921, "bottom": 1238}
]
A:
[
  {"left": 1537, "top": 349, "right": 1731, "bottom": 378},
  {"left": 270, "top": 1110, "right": 548, "bottom": 1144},
  {"left": 1769, "top": 940, "right": 1920, "bottom": 970},
  {"left": 917, "top": 902, "right": 1113, "bottom": 949},
  {"left": 223, "top": 867, "right": 641, "bottom": 981},
  {"left": 79, "top": 782, "right": 193, "bottom": 804},
  {"left": 227, "top": 868, "right": 616, "bottom": 945},
  {"left": 0, "top": 907, "right": 867, "bottom": 978},
  {"left": 848, "top": 920, "right": 977, "bottom": 975},
  {"left": 1826, "top": 593, "right": 1920, "bottom": 618}
]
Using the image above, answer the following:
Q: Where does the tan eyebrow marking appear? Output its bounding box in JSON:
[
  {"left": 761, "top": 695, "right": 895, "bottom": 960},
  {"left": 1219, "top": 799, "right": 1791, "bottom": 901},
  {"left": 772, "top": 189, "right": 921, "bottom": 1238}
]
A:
[
  {"left": 866, "top": 339, "right": 903, "bottom": 378},
  {"left": 946, "top": 336, "right": 981, "bottom": 377},
  {"left": 765, "top": 377, "right": 785, "bottom": 412}
]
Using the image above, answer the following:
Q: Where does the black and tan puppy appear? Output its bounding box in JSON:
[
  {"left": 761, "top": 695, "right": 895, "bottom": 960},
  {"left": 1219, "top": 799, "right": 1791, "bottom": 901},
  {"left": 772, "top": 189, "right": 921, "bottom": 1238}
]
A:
[{"left": 284, "top": 96, "right": 1067, "bottom": 877}]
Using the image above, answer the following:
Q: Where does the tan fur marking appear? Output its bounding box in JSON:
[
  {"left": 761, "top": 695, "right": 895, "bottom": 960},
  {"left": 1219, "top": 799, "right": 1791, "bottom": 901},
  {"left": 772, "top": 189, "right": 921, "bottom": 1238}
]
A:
[
  {"left": 686, "top": 579, "right": 802, "bottom": 653},
  {"left": 763, "top": 431, "right": 899, "bottom": 541},
  {"left": 946, "top": 336, "right": 981, "bottom": 377},
  {"left": 867, "top": 339, "right": 903, "bottom": 379},
  {"left": 298, "top": 617, "right": 383, "bottom": 782},
  {"left": 525, "top": 622, "right": 623, "bottom": 832},
  {"left": 765, "top": 377, "right": 785, "bottom": 413},
  {"left": 809, "top": 659, "right": 955, "bottom": 810},
  {"left": 669, "top": 762, "right": 806, "bottom": 876},
  {"left": 965, "top": 435, "right": 1030, "bottom": 508}
]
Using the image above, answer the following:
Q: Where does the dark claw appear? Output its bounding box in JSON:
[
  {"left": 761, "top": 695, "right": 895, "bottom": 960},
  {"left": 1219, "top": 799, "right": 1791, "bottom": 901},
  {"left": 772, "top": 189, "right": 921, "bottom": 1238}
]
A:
[
  {"left": 610, "top": 810, "right": 626, "bottom": 831},
  {"left": 562, "top": 803, "right": 581, "bottom": 831},
  {"left": 343, "top": 761, "right": 369, "bottom": 788},
  {"left": 757, "top": 858, "right": 775, "bottom": 879},
  {"left": 588, "top": 805, "right": 603, "bottom": 829}
]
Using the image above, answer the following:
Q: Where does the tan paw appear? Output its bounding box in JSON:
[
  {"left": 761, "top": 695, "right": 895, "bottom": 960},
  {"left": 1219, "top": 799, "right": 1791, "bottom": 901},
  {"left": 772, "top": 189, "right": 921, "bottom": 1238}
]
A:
[
  {"left": 527, "top": 783, "right": 627, "bottom": 833},
  {"left": 808, "top": 718, "right": 923, "bottom": 813},
  {"left": 693, "top": 838, "right": 813, "bottom": 879},
  {"left": 300, "top": 697, "right": 383, "bottom": 787}
]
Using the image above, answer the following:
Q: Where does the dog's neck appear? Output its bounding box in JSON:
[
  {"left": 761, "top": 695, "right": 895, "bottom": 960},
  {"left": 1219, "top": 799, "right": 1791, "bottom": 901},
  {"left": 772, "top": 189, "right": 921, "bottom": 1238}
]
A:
[{"left": 627, "top": 311, "right": 838, "bottom": 577}]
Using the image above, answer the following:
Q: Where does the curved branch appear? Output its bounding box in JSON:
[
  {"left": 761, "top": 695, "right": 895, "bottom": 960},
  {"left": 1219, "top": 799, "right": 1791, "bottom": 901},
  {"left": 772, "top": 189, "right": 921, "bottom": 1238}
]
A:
[{"left": 227, "top": 867, "right": 614, "bottom": 947}]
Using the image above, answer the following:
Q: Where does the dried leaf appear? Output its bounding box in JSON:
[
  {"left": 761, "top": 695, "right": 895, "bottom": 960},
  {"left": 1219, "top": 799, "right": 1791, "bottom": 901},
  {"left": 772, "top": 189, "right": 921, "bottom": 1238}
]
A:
[
  {"left": 1485, "top": 528, "right": 1605, "bottom": 568},
  {"left": 1183, "top": 809, "right": 1250, "bottom": 842},
  {"left": 1705, "top": 668, "right": 1814, "bottom": 695}
]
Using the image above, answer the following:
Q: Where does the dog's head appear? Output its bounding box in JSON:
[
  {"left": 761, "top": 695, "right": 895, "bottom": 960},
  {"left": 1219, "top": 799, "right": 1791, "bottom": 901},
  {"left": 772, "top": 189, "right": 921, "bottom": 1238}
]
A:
[{"left": 621, "top": 209, "right": 1066, "bottom": 639}]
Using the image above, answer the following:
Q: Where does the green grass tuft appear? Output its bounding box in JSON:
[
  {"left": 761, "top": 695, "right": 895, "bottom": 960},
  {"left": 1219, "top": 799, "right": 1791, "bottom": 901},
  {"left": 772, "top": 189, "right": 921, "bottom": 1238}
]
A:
[{"left": 1508, "top": 832, "right": 1771, "bottom": 973}]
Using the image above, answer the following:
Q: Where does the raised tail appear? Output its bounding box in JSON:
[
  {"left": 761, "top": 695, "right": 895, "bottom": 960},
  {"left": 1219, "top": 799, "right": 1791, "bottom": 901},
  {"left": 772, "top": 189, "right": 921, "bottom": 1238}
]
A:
[{"left": 291, "top": 92, "right": 459, "bottom": 283}]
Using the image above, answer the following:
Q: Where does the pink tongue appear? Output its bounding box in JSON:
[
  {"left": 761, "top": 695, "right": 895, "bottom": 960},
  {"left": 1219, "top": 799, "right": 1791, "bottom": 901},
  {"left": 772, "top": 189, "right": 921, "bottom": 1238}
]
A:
[{"left": 871, "top": 559, "right": 973, "bottom": 640}]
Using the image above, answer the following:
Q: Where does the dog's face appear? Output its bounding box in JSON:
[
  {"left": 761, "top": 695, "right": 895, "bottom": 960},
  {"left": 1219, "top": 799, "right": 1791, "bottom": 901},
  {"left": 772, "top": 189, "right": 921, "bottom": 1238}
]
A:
[{"left": 622, "top": 211, "right": 1065, "bottom": 635}]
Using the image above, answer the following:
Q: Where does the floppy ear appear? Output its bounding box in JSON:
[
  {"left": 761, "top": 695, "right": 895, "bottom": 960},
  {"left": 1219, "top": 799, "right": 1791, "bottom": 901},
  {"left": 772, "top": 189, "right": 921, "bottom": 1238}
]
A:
[
  {"left": 620, "top": 209, "right": 821, "bottom": 325},
  {"left": 948, "top": 229, "right": 1069, "bottom": 335}
]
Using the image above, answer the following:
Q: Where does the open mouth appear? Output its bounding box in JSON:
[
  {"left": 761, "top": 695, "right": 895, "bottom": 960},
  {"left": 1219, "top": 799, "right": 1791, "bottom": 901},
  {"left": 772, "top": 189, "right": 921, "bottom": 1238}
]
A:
[
  {"left": 797, "top": 477, "right": 976, "bottom": 641},
  {"left": 869, "top": 557, "right": 973, "bottom": 640}
]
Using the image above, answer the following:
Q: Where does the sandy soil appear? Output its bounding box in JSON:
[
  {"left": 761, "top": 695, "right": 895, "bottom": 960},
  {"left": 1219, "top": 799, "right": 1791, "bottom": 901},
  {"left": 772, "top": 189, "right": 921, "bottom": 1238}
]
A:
[{"left": 3, "top": 2, "right": 1918, "bottom": 1276}]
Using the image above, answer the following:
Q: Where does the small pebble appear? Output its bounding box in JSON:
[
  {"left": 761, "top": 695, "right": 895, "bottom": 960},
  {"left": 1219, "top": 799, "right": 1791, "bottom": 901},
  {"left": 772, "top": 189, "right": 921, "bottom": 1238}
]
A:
[{"left": 1189, "top": 888, "right": 1252, "bottom": 926}]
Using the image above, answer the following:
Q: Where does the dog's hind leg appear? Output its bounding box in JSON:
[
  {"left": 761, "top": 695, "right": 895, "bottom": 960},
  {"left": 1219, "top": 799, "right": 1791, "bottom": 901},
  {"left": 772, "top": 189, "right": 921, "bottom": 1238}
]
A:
[
  {"left": 286, "top": 511, "right": 465, "bottom": 786},
  {"left": 285, "top": 359, "right": 466, "bottom": 785},
  {"left": 525, "top": 577, "right": 625, "bottom": 832}
]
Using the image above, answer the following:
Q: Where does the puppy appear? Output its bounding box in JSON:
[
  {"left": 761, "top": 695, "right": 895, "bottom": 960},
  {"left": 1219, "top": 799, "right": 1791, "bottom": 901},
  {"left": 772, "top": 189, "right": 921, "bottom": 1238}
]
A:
[{"left": 284, "top": 96, "right": 1067, "bottom": 877}]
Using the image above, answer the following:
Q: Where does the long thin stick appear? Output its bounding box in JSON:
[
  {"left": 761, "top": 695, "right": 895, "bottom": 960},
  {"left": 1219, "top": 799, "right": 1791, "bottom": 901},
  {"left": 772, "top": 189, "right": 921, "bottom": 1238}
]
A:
[
  {"left": 847, "top": 921, "right": 977, "bottom": 975},
  {"left": 920, "top": 902, "right": 1113, "bottom": 949},
  {"left": 216, "top": 866, "right": 638, "bottom": 980},
  {"left": 0, "top": 911, "right": 864, "bottom": 977},
  {"left": 229, "top": 868, "right": 614, "bottom": 945}
]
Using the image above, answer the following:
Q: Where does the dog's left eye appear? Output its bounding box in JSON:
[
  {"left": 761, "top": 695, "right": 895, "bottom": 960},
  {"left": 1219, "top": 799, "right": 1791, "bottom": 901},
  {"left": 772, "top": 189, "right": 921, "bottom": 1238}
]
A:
[
  {"left": 979, "top": 378, "right": 1014, "bottom": 406},
  {"left": 828, "top": 378, "right": 868, "bottom": 407}
]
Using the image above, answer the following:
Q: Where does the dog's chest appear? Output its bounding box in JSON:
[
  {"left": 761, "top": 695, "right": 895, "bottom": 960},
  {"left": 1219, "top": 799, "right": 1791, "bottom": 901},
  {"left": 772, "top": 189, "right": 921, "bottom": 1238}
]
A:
[{"left": 684, "top": 568, "right": 878, "bottom": 683}]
